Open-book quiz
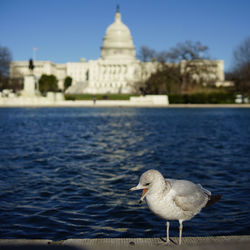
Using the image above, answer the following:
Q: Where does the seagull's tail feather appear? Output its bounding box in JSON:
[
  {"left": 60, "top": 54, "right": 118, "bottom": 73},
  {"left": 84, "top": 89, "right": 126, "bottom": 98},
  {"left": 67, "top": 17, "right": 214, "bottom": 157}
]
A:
[{"left": 206, "top": 194, "right": 222, "bottom": 207}]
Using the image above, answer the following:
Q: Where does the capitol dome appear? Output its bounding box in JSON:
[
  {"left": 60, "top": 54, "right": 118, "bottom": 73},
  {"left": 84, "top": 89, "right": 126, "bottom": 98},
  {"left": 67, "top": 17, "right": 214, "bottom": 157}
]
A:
[{"left": 101, "top": 6, "right": 135, "bottom": 61}]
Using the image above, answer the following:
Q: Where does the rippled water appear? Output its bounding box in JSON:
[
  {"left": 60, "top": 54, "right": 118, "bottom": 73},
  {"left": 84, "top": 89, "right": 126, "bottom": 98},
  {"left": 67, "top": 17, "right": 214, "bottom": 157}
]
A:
[{"left": 0, "top": 107, "right": 250, "bottom": 240}]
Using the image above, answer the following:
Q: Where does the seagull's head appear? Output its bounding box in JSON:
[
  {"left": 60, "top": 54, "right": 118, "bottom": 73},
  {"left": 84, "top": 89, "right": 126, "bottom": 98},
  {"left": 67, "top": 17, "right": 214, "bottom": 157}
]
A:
[{"left": 129, "top": 169, "right": 164, "bottom": 204}]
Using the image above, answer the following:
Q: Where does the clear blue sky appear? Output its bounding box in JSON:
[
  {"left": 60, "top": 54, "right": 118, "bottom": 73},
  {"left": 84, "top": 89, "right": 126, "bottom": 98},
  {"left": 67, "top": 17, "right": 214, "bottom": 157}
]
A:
[{"left": 1, "top": 0, "right": 249, "bottom": 71}]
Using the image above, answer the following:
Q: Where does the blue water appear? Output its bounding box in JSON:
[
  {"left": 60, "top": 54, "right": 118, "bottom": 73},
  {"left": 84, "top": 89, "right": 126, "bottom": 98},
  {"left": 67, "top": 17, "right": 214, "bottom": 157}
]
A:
[{"left": 0, "top": 107, "right": 249, "bottom": 240}]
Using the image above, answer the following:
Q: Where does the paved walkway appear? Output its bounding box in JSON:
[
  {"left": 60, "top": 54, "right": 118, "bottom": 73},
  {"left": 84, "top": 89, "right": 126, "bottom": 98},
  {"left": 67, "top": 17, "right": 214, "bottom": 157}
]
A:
[
  {"left": 1, "top": 102, "right": 250, "bottom": 108},
  {"left": 0, "top": 236, "right": 250, "bottom": 249}
]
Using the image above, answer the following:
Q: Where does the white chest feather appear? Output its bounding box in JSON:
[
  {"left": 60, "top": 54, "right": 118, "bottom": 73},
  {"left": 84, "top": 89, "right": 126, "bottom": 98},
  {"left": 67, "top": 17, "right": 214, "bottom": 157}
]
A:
[{"left": 145, "top": 190, "right": 192, "bottom": 221}]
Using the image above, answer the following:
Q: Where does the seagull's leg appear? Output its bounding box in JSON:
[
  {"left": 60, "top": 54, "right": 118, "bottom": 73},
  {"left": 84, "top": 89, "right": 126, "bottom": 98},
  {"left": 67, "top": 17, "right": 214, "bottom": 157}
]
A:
[
  {"left": 158, "top": 221, "right": 170, "bottom": 246},
  {"left": 166, "top": 221, "right": 170, "bottom": 243},
  {"left": 178, "top": 220, "right": 183, "bottom": 245}
]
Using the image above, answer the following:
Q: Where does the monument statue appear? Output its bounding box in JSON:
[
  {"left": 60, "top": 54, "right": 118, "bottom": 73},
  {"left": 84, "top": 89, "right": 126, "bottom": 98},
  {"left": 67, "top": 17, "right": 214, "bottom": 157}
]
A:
[
  {"left": 22, "top": 58, "right": 37, "bottom": 96},
  {"left": 29, "top": 59, "right": 35, "bottom": 72}
]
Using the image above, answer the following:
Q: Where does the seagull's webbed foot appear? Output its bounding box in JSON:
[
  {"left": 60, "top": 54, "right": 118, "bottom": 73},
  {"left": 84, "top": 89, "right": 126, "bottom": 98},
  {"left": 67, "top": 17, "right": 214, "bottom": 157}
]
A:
[
  {"left": 157, "top": 221, "right": 172, "bottom": 246},
  {"left": 157, "top": 238, "right": 171, "bottom": 246}
]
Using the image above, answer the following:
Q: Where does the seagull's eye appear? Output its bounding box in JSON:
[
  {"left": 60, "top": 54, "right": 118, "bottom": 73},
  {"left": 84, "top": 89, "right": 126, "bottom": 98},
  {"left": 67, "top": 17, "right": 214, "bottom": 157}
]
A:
[{"left": 145, "top": 182, "right": 150, "bottom": 186}]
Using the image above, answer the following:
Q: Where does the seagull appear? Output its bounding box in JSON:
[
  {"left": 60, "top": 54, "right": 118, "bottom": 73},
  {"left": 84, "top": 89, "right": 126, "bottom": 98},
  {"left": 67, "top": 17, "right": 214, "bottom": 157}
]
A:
[{"left": 129, "top": 169, "right": 221, "bottom": 245}]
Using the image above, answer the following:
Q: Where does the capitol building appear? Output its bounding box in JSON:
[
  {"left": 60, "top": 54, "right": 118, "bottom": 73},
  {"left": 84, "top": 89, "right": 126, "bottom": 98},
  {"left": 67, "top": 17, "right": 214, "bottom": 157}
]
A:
[{"left": 10, "top": 7, "right": 225, "bottom": 94}]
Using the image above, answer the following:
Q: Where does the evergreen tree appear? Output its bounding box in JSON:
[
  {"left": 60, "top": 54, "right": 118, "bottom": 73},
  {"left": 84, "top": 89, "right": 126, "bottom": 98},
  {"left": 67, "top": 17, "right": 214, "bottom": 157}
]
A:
[
  {"left": 39, "top": 74, "right": 58, "bottom": 93},
  {"left": 64, "top": 76, "right": 72, "bottom": 91}
]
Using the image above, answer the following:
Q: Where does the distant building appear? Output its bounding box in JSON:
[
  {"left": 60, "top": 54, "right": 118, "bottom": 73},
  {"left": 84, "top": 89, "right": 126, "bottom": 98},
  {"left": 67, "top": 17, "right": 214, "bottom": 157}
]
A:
[{"left": 10, "top": 7, "right": 227, "bottom": 94}]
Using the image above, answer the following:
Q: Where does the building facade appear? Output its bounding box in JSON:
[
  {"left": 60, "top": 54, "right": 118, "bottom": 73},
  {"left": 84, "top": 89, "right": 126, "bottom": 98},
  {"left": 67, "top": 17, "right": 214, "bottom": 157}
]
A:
[{"left": 10, "top": 7, "right": 225, "bottom": 94}]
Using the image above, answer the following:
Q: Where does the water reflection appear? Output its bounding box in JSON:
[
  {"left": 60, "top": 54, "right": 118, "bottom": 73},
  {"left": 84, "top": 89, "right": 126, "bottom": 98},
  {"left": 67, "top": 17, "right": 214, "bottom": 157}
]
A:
[{"left": 0, "top": 108, "right": 250, "bottom": 240}]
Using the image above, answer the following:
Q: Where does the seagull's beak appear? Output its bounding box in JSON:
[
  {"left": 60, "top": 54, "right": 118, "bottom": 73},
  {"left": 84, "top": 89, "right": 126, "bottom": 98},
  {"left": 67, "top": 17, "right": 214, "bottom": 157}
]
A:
[
  {"left": 129, "top": 183, "right": 143, "bottom": 192},
  {"left": 129, "top": 183, "right": 149, "bottom": 204},
  {"left": 129, "top": 186, "right": 139, "bottom": 192}
]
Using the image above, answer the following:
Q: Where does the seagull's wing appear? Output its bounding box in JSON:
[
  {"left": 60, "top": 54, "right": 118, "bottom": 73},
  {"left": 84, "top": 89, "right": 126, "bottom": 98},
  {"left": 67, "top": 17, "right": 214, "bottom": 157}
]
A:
[
  {"left": 165, "top": 178, "right": 176, "bottom": 189},
  {"left": 171, "top": 180, "right": 210, "bottom": 211},
  {"left": 165, "top": 178, "right": 176, "bottom": 185}
]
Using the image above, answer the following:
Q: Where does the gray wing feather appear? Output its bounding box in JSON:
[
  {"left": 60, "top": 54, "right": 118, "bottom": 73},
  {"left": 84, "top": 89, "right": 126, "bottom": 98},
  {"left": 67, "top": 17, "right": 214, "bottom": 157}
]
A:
[
  {"left": 169, "top": 179, "right": 210, "bottom": 211},
  {"left": 198, "top": 184, "right": 211, "bottom": 196}
]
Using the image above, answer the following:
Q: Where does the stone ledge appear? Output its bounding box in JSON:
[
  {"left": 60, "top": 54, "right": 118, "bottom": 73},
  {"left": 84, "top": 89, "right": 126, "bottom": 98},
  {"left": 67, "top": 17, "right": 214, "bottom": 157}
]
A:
[{"left": 0, "top": 236, "right": 249, "bottom": 250}]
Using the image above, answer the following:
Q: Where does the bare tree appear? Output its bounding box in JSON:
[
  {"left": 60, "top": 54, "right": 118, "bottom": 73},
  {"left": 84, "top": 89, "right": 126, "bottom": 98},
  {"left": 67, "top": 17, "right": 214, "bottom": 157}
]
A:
[
  {"left": 233, "top": 37, "right": 250, "bottom": 70},
  {"left": 135, "top": 41, "right": 219, "bottom": 95},
  {"left": 137, "top": 46, "right": 156, "bottom": 62},
  {"left": 154, "top": 51, "right": 169, "bottom": 63},
  {"left": 137, "top": 46, "right": 170, "bottom": 63},
  {"left": 166, "top": 41, "right": 218, "bottom": 92},
  {"left": 231, "top": 37, "right": 250, "bottom": 95},
  {"left": 143, "top": 42, "right": 217, "bottom": 94},
  {"left": 143, "top": 63, "right": 182, "bottom": 95},
  {"left": 0, "top": 45, "right": 12, "bottom": 77},
  {"left": 0, "top": 45, "right": 13, "bottom": 91},
  {"left": 166, "top": 41, "right": 209, "bottom": 62}
]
